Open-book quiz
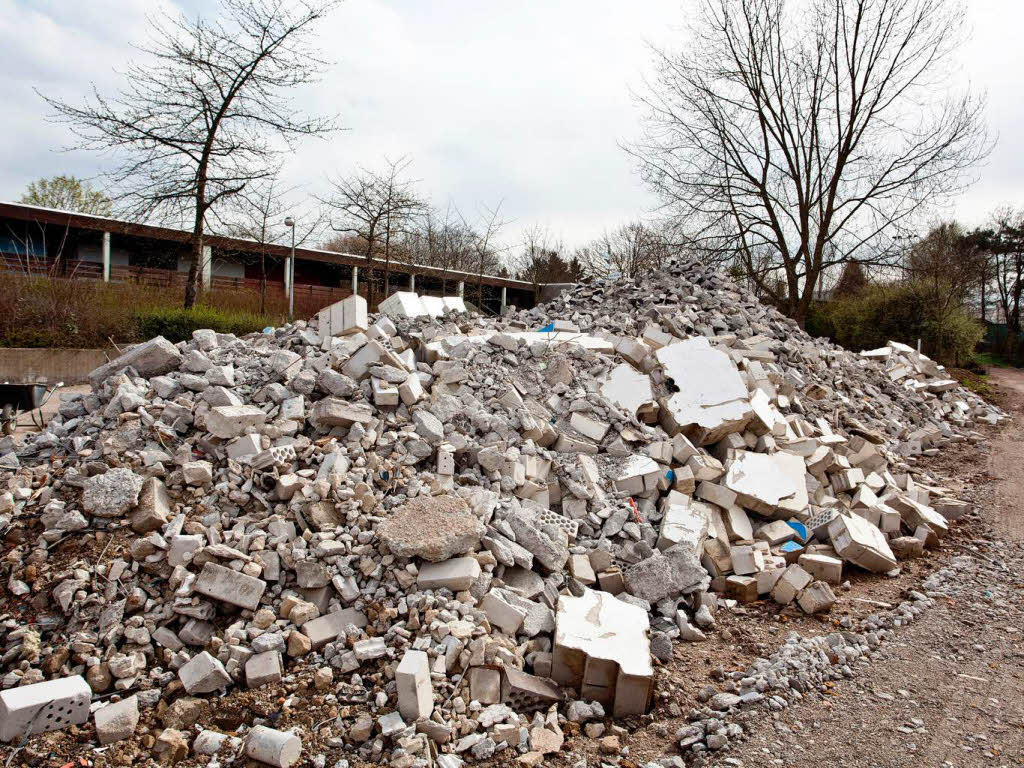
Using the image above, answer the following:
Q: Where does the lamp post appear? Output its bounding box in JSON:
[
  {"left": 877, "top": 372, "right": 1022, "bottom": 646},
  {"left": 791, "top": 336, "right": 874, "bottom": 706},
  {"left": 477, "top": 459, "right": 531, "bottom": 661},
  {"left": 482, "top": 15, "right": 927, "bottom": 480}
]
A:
[{"left": 284, "top": 216, "right": 295, "bottom": 320}]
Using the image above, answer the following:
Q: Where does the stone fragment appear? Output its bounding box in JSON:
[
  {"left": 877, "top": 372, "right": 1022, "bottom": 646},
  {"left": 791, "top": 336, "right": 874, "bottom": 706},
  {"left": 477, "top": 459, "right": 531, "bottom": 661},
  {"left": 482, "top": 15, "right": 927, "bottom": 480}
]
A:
[
  {"left": 178, "top": 651, "right": 231, "bottom": 694},
  {"left": 131, "top": 476, "right": 172, "bottom": 533},
  {"left": 94, "top": 694, "right": 139, "bottom": 745},
  {"left": 396, "top": 649, "right": 433, "bottom": 721},
  {"left": 88, "top": 336, "right": 181, "bottom": 386},
  {"left": 82, "top": 468, "right": 144, "bottom": 518},
  {"left": 796, "top": 580, "right": 837, "bottom": 614},
  {"left": 246, "top": 651, "right": 283, "bottom": 688},
  {"left": 379, "top": 496, "right": 484, "bottom": 561},
  {"left": 417, "top": 557, "right": 481, "bottom": 591},
  {"left": 194, "top": 562, "right": 267, "bottom": 610}
]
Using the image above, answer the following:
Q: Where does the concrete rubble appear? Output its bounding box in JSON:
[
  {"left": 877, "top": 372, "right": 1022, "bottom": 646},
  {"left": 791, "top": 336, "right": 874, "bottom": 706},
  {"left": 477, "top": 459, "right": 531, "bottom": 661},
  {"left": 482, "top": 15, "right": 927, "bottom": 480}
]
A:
[{"left": 0, "top": 259, "right": 1004, "bottom": 763}]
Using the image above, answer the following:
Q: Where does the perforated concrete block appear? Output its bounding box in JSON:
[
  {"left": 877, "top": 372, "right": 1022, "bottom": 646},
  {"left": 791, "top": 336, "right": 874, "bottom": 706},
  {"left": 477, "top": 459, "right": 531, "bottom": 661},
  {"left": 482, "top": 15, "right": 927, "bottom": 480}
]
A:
[{"left": 0, "top": 675, "right": 91, "bottom": 742}]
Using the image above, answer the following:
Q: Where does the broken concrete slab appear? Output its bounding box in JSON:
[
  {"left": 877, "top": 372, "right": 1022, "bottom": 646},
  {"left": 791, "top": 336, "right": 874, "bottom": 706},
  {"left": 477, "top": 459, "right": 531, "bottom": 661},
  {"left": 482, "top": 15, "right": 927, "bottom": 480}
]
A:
[
  {"left": 194, "top": 562, "right": 267, "bottom": 611},
  {"left": 552, "top": 588, "right": 652, "bottom": 717},
  {"left": 828, "top": 513, "right": 898, "bottom": 573},
  {"left": 379, "top": 495, "right": 484, "bottom": 562}
]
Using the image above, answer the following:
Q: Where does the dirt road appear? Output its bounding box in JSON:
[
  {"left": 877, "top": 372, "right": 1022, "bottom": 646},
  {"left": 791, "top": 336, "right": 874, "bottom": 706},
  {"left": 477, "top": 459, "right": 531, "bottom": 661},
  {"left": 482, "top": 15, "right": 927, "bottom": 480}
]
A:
[{"left": 713, "top": 368, "right": 1024, "bottom": 768}]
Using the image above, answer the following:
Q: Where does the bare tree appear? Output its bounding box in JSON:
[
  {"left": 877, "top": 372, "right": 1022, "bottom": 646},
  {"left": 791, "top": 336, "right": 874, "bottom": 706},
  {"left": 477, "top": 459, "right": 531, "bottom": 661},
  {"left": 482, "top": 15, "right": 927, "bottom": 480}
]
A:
[
  {"left": 509, "top": 225, "right": 580, "bottom": 301},
  {"left": 225, "top": 173, "right": 326, "bottom": 314},
  {"left": 577, "top": 221, "right": 670, "bottom": 279},
  {"left": 629, "top": 0, "right": 990, "bottom": 322},
  {"left": 42, "top": 0, "right": 340, "bottom": 308},
  {"left": 460, "top": 201, "right": 509, "bottom": 308},
  {"left": 321, "top": 156, "right": 426, "bottom": 306}
]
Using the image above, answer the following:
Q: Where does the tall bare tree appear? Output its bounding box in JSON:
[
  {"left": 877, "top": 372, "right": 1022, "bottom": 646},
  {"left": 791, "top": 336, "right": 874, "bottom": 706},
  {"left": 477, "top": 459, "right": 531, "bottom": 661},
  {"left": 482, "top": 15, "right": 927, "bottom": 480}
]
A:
[
  {"left": 226, "top": 173, "right": 326, "bottom": 314},
  {"left": 460, "top": 202, "right": 509, "bottom": 308},
  {"left": 629, "top": 0, "right": 990, "bottom": 322},
  {"left": 322, "top": 156, "right": 426, "bottom": 306},
  {"left": 42, "top": 0, "right": 340, "bottom": 308}
]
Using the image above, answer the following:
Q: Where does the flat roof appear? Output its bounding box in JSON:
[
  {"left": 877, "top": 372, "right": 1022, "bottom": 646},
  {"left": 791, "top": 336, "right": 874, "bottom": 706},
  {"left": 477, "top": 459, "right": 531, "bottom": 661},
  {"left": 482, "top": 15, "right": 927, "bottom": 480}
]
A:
[{"left": 0, "top": 201, "right": 534, "bottom": 291}]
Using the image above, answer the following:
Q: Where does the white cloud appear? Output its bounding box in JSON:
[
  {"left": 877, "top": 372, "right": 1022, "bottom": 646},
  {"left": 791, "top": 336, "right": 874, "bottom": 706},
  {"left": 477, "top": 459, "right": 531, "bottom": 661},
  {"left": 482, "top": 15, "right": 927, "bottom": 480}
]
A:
[{"left": 1, "top": 0, "right": 1022, "bottom": 250}]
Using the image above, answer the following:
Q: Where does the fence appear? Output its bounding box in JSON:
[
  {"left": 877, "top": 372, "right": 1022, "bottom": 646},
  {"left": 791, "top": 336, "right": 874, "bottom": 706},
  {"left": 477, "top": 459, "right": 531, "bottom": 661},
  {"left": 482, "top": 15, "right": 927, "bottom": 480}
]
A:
[
  {"left": 0, "top": 256, "right": 366, "bottom": 318},
  {"left": 983, "top": 322, "right": 1024, "bottom": 364}
]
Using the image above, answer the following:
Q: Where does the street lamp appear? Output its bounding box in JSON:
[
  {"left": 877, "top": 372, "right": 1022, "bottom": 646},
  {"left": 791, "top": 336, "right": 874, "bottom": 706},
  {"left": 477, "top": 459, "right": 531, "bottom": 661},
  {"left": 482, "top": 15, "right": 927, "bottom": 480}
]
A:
[{"left": 284, "top": 216, "right": 295, "bottom": 320}]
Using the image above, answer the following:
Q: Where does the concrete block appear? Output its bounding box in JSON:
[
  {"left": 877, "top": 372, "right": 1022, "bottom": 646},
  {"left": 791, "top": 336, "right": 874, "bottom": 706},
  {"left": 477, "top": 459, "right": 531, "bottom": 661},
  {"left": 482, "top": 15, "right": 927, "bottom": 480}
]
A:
[
  {"left": 301, "top": 608, "right": 368, "bottom": 650},
  {"left": 725, "top": 574, "right": 758, "bottom": 603},
  {"left": 730, "top": 545, "right": 764, "bottom": 575},
  {"left": 798, "top": 553, "right": 843, "bottom": 585},
  {"left": 828, "top": 513, "right": 897, "bottom": 573},
  {"left": 755, "top": 519, "right": 797, "bottom": 546},
  {"left": 468, "top": 667, "right": 501, "bottom": 705},
  {"left": 568, "top": 554, "right": 596, "bottom": 585},
  {"left": 480, "top": 590, "right": 528, "bottom": 634},
  {"left": 796, "top": 580, "right": 837, "bottom": 614},
  {"left": 396, "top": 650, "right": 433, "bottom": 721},
  {"left": 246, "top": 651, "right": 283, "bottom": 688},
  {"left": 205, "top": 405, "right": 266, "bottom": 439},
  {"left": 178, "top": 651, "right": 231, "bottom": 694},
  {"left": 93, "top": 694, "right": 139, "bottom": 744},
  {"left": 194, "top": 562, "right": 267, "bottom": 610},
  {"left": 0, "top": 675, "right": 91, "bottom": 742},
  {"left": 310, "top": 397, "right": 375, "bottom": 428},
  {"left": 417, "top": 557, "right": 481, "bottom": 592},
  {"left": 379, "top": 291, "right": 427, "bottom": 319},
  {"left": 656, "top": 502, "right": 709, "bottom": 553},
  {"left": 770, "top": 564, "right": 812, "bottom": 605},
  {"left": 552, "top": 588, "right": 652, "bottom": 717}
]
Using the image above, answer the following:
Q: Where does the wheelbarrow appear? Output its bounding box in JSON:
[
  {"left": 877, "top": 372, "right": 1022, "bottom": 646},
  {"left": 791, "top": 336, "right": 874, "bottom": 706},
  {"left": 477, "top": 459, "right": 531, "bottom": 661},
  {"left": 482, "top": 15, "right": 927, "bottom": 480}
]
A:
[{"left": 0, "top": 382, "right": 58, "bottom": 436}]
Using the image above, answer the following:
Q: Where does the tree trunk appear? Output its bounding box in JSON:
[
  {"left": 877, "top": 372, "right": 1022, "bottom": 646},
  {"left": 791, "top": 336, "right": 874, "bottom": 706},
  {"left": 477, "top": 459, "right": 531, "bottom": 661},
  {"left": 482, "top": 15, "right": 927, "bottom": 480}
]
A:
[
  {"left": 184, "top": 188, "right": 206, "bottom": 309},
  {"left": 259, "top": 250, "right": 267, "bottom": 316}
]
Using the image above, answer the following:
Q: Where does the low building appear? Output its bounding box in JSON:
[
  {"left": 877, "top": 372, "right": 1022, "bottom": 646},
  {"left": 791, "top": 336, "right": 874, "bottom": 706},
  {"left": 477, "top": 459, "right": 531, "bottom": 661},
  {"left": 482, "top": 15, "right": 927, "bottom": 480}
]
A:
[{"left": 0, "top": 201, "right": 535, "bottom": 315}]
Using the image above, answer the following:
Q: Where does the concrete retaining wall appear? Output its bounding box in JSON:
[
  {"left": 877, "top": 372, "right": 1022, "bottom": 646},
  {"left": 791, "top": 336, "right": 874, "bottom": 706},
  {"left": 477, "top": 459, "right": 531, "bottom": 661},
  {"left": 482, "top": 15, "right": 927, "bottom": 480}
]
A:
[{"left": 0, "top": 348, "right": 110, "bottom": 385}]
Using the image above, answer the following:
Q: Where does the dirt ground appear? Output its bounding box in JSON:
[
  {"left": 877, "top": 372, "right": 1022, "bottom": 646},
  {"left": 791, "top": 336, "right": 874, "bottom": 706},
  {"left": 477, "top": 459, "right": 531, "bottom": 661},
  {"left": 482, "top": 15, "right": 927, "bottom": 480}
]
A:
[{"left": 704, "top": 367, "right": 1024, "bottom": 768}]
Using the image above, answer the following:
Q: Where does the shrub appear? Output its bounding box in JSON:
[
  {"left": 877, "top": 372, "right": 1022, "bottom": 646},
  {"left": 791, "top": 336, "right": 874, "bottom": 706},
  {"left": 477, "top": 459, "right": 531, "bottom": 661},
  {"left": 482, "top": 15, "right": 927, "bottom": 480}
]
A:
[
  {"left": 817, "top": 281, "right": 983, "bottom": 366},
  {"left": 134, "top": 305, "right": 270, "bottom": 343}
]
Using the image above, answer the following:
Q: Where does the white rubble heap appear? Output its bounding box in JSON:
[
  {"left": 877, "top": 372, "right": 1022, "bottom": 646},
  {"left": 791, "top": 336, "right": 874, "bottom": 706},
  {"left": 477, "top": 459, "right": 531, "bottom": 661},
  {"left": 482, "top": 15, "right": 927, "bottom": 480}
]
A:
[{"left": 0, "top": 258, "right": 1004, "bottom": 766}]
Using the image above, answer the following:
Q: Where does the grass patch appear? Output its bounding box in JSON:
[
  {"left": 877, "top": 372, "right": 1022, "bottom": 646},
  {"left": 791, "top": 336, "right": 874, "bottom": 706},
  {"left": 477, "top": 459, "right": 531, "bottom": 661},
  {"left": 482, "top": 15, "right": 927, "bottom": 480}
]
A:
[
  {"left": 134, "top": 305, "right": 271, "bottom": 343},
  {"left": 973, "top": 350, "right": 1016, "bottom": 368},
  {"left": 0, "top": 274, "right": 285, "bottom": 348}
]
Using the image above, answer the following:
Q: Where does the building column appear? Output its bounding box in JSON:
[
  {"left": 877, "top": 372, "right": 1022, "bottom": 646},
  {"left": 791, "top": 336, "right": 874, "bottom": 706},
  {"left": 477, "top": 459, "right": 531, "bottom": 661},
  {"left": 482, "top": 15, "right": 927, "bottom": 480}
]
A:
[
  {"left": 500, "top": 286, "right": 507, "bottom": 311},
  {"left": 201, "top": 245, "right": 212, "bottom": 291},
  {"left": 284, "top": 256, "right": 292, "bottom": 296},
  {"left": 351, "top": 266, "right": 359, "bottom": 294},
  {"left": 457, "top": 280, "right": 464, "bottom": 298},
  {"left": 409, "top": 273, "right": 416, "bottom": 292},
  {"left": 101, "top": 232, "right": 111, "bottom": 282}
]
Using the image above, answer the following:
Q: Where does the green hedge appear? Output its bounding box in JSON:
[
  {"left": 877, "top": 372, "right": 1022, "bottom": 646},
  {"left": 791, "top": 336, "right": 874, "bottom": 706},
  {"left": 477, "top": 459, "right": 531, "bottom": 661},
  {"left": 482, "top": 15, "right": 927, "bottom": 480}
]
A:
[
  {"left": 810, "top": 282, "right": 983, "bottom": 366},
  {"left": 134, "top": 306, "right": 269, "bottom": 343}
]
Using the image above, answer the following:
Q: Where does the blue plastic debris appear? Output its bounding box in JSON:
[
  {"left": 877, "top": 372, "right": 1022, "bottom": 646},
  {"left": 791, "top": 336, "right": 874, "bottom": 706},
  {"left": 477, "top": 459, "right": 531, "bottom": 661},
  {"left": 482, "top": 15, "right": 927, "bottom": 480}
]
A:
[
  {"left": 538, "top": 323, "right": 555, "bottom": 333},
  {"left": 665, "top": 469, "right": 675, "bottom": 485},
  {"left": 780, "top": 540, "right": 803, "bottom": 554},
  {"left": 785, "top": 521, "right": 809, "bottom": 543},
  {"left": 263, "top": 327, "right": 274, "bottom": 334}
]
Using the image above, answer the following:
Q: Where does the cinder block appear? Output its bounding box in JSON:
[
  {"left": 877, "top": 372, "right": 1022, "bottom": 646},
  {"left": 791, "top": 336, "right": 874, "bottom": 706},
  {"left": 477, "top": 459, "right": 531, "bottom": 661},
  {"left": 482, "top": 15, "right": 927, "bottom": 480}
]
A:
[
  {"left": 468, "top": 667, "right": 501, "bottom": 705},
  {"left": 0, "top": 675, "right": 91, "bottom": 742},
  {"left": 798, "top": 553, "right": 843, "bottom": 585},
  {"left": 246, "top": 651, "right": 283, "bottom": 688},
  {"left": 396, "top": 650, "right": 433, "bottom": 721},
  {"left": 194, "top": 562, "right": 267, "bottom": 611},
  {"left": 302, "top": 608, "right": 369, "bottom": 650},
  {"left": 770, "top": 564, "right": 812, "bottom": 605},
  {"left": 417, "top": 557, "right": 481, "bottom": 592}
]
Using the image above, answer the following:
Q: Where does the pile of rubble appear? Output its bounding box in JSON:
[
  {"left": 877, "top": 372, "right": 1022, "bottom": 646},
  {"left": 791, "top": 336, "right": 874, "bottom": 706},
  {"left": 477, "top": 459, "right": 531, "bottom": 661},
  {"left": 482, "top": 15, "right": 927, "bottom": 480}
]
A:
[{"left": 0, "top": 258, "right": 1003, "bottom": 766}]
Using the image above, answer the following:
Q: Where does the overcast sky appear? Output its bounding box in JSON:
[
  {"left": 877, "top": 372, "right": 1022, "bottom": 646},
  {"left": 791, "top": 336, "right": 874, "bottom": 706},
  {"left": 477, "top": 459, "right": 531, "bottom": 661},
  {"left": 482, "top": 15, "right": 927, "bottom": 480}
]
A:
[{"left": 2, "top": 0, "right": 1022, "bottom": 249}]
